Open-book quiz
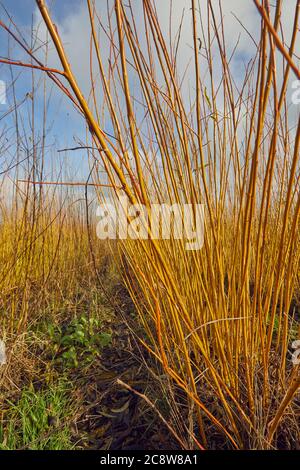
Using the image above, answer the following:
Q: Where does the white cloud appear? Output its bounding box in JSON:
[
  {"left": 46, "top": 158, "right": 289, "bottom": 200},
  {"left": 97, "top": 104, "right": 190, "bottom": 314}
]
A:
[
  {"left": 34, "top": 1, "right": 299, "bottom": 95},
  {"left": 31, "top": 0, "right": 299, "bottom": 143}
]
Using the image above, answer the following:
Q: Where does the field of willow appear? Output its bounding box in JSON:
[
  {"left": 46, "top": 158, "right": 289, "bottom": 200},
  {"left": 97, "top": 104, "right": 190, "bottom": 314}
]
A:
[{"left": 0, "top": 0, "right": 299, "bottom": 451}]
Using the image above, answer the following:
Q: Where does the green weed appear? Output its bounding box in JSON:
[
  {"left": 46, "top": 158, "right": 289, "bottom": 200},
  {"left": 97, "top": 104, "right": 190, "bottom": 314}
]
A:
[
  {"left": 45, "top": 315, "right": 112, "bottom": 368},
  {"left": 0, "top": 381, "right": 75, "bottom": 450}
]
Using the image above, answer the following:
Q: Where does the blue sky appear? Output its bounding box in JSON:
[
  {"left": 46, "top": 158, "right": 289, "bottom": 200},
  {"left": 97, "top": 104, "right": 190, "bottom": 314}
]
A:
[
  {"left": 1, "top": 0, "right": 78, "bottom": 25},
  {"left": 0, "top": 0, "right": 299, "bottom": 197},
  {"left": 0, "top": 1, "right": 93, "bottom": 187}
]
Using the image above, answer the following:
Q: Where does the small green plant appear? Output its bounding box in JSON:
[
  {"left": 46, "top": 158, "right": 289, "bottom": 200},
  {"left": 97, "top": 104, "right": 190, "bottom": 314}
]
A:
[
  {"left": 47, "top": 315, "right": 112, "bottom": 368},
  {"left": 0, "top": 381, "right": 74, "bottom": 450}
]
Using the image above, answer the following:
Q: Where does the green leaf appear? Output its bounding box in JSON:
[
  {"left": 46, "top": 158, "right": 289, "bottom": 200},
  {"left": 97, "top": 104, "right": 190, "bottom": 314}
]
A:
[
  {"left": 97, "top": 333, "right": 112, "bottom": 347},
  {"left": 204, "top": 87, "right": 212, "bottom": 109}
]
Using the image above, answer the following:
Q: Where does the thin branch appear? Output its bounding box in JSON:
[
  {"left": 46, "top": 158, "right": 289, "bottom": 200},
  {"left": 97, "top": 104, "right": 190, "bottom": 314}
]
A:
[
  {"left": 17, "top": 179, "right": 120, "bottom": 189},
  {"left": 253, "top": 0, "right": 300, "bottom": 79},
  {"left": 0, "top": 57, "right": 65, "bottom": 76}
]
